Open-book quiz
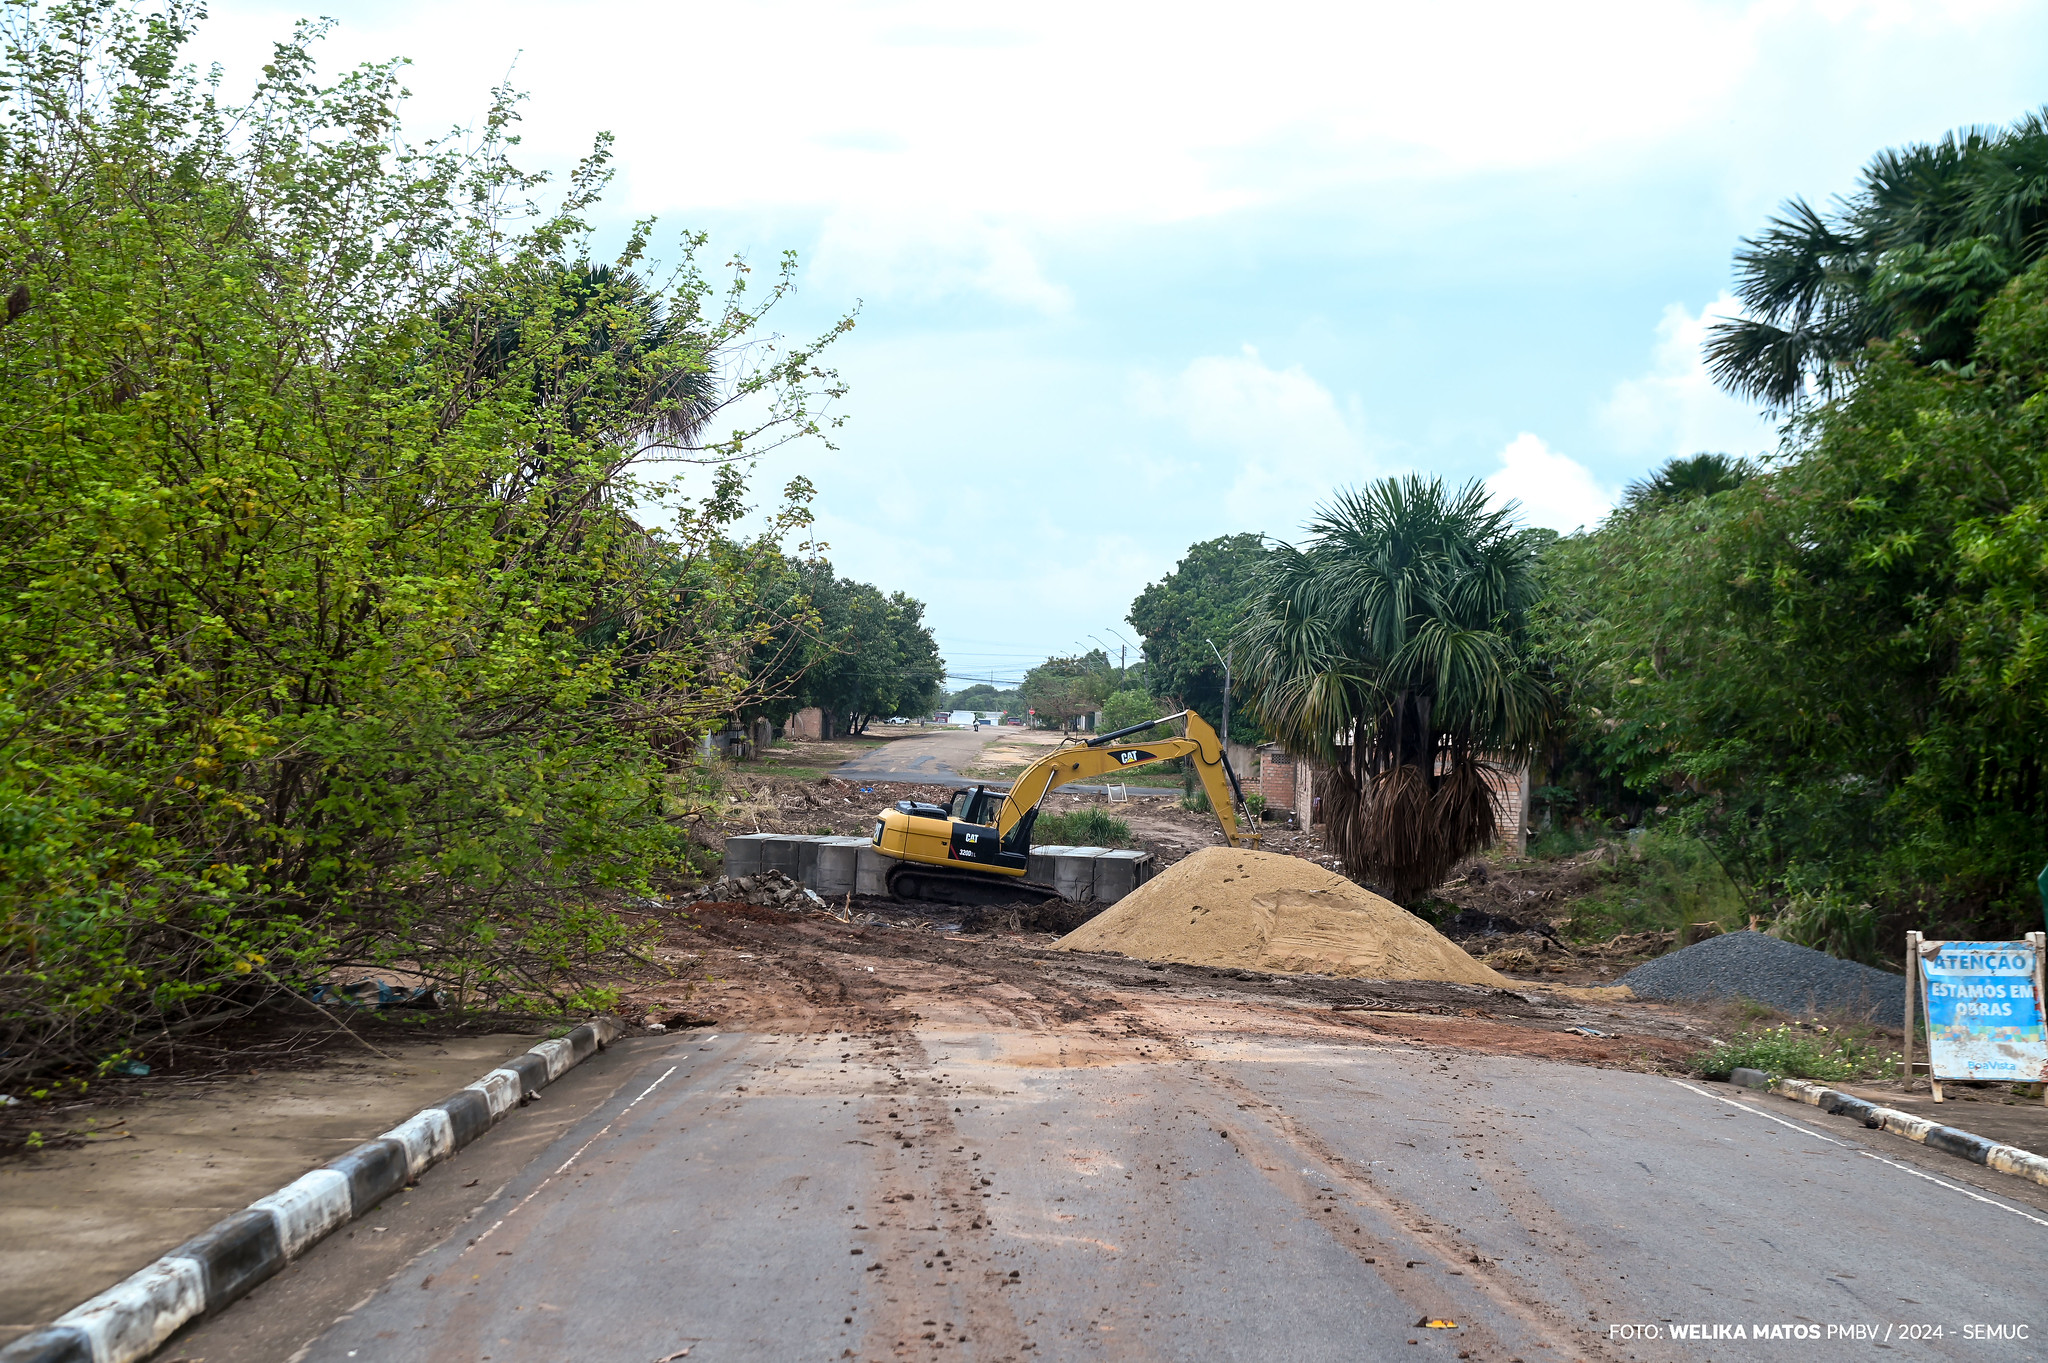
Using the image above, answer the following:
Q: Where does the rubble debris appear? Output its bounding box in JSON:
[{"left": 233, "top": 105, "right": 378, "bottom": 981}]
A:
[
  {"left": 686, "top": 870, "right": 820, "bottom": 911},
  {"left": 1582, "top": 930, "right": 1678, "bottom": 959},
  {"left": 1479, "top": 947, "right": 1539, "bottom": 973}
]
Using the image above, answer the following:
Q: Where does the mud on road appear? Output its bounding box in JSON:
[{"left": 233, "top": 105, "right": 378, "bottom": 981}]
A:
[
  {"left": 625, "top": 902, "right": 1709, "bottom": 1077},
  {"left": 149, "top": 900, "right": 2048, "bottom": 1363}
]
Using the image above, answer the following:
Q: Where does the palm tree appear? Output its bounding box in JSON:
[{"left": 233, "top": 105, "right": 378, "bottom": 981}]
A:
[
  {"left": 1706, "top": 110, "right": 2048, "bottom": 408},
  {"left": 1619, "top": 453, "right": 1751, "bottom": 515},
  {"left": 467, "top": 262, "right": 718, "bottom": 452},
  {"left": 1237, "top": 476, "right": 1552, "bottom": 901}
]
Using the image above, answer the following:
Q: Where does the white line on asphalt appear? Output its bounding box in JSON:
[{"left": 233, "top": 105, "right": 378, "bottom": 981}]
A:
[
  {"left": 461, "top": 1064, "right": 681, "bottom": 1257},
  {"left": 1851, "top": 1150, "right": 2048, "bottom": 1228},
  {"left": 1669, "top": 1078, "right": 2048, "bottom": 1230},
  {"left": 1667, "top": 1079, "right": 1854, "bottom": 1146}
]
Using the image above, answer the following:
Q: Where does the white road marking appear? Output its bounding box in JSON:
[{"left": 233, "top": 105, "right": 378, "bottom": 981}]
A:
[
  {"left": 1669, "top": 1078, "right": 2048, "bottom": 1229},
  {"left": 1667, "top": 1079, "right": 1854, "bottom": 1146},
  {"left": 461, "top": 1063, "right": 682, "bottom": 1256}
]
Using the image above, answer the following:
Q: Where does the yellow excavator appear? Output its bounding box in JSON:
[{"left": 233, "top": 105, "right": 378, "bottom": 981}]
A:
[{"left": 870, "top": 710, "right": 1260, "bottom": 904}]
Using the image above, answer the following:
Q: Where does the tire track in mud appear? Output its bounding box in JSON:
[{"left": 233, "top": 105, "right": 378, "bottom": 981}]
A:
[
  {"left": 672, "top": 908, "right": 1650, "bottom": 1359},
  {"left": 1124, "top": 1002, "right": 1628, "bottom": 1363},
  {"left": 847, "top": 1027, "right": 1032, "bottom": 1360},
  {"left": 694, "top": 918, "right": 1117, "bottom": 1361}
]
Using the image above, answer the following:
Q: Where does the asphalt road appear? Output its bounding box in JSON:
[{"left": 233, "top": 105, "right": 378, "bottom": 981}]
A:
[
  {"left": 837, "top": 729, "right": 1177, "bottom": 796},
  {"left": 174, "top": 1027, "right": 2048, "bottom": 1363},
  {"left": 836, "top": 728, "right": 1005, "bottom": 788}
]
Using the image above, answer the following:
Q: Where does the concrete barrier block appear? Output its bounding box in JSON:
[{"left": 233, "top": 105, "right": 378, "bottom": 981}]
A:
[
  {"left": 814, "top": 837, "right": 870, "bottom": 896},
  {"left": 723, "top": 834, "right": 770, "bottom": 878},
  {"left": 855, "top": 846, "right": 892, "bottom": 896},
  {"left": 1027, "top": 845, "right": 1076, "bottom": 887},
  {"left": 795, "top": 836, "right": 838, "bottom": 887},
  {"left": 1052, "top": 848, "right": 1108, "bottom": 902},
  {"left": 1092, "top": 849, "right": 1153, "bottom": 903},
  {"left": 760, "top": 835, "right": 825, "bottom": 879}
]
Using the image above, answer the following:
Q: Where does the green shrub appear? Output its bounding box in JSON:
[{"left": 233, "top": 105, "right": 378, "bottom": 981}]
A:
[
  {"left": 1564, "top": 830, "right": 1747, "bottom": 942},
  {"left": 1771, "top": 887, "right": 1880, "bottom": 964},
  {"left": 0, "top": 5, "right": 845, "bottom": 1085},
  {"left": 1244, "top": 793, "right": 1267, "bottom": 817},
  {"left": 1034, "top": 808, "right": 1133, "bottom": 847},
  {"left": 1527, "top": 821, "right": 1611, "bottom": 861},
  {"left": 1692, "top": 1023, "right": 1892, "bottom": 1083},
  {"left": 1181, "top": 788, "right": 1212, "bottom": 814}
]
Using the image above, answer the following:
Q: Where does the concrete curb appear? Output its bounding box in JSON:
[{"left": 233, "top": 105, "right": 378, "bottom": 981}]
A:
[
  {"left": 1730, "top": 1068, "right": 2048, "bottom": 1190},
  {"left": 0, "top": 1016, "right": 624, "bottom": 1363}
]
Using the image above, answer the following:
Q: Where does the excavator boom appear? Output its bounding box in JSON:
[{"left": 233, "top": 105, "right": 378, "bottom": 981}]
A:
[
  {"left": 869, "top": 711, "right": 1259, "bottom": 902},
  {"left": 995, "top": 710, "right": 1254, "bottom": 846}
]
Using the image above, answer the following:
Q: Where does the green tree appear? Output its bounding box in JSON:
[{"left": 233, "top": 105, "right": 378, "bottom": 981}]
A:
[
  {"left": 1619, "top": 453, "right": 1752, "bottom": 516},
  {"left": 1542, "top": 262, "right": 2048, "bottom": 948},
  {"left": 1239, "top": 477, "right": 1552, "bottom": 900},
  {"left": 1098, "top": 688, "right": 1173, "bottom": 739},
  {"left": 0, "top": 3, "right": 847, "bottom": 1082},
  {"left": 1127, "top": 532, "right": 1272, "bottom": 743},
  {"left": 1021, "top": 652, "right": 1114, "bottom": 732},
  {"left": 793, "top": 569, "right": 944, "bottom": 732},
  {"left": 947, "top": 682, "right": 1022, "bottom": 715},
  {"left": 1705, "top": 110, "right": 2048, "bottom": 407}
]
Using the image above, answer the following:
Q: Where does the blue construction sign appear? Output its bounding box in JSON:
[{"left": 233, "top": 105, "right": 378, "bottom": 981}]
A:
[{"left": 1919, "top": 939, "right": 2048, "bottom": 1083}]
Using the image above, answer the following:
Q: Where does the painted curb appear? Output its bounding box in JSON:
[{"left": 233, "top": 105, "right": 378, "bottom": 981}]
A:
[
  {"left": 0, "top": 1016, "right": 624, "bottom": 1363},
  {"left": 1746, "top": 1073, "right": 2048, "bottom": 1190}
]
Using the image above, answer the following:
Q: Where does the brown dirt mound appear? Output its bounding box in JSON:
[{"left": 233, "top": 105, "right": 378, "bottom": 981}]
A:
[{"left": 1052, "top": 847, "right": 1512, "bottom": 987}]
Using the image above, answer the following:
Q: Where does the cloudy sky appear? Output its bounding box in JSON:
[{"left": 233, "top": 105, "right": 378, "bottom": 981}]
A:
[{"left": 200, "top": 0, "right": 2048, "bottom": 686}]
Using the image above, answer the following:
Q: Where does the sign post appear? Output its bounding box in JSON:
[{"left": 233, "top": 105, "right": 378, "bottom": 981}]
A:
[
  {"left": 1911, "top": 933, "right": 2048, "bottom": 1104},
  {"left": 1904, "top": 930, "right": 1921, "bottom": 1090}
]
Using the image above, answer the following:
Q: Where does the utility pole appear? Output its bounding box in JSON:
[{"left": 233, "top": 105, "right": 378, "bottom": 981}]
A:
[{"left": 1206, "top": 638, "right": 1230, "bottom": 746}]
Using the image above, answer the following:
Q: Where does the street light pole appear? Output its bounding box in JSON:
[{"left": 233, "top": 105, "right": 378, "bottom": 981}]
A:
[{"left": 1206, "top": 638, "right": 1230, "bottom": 746}]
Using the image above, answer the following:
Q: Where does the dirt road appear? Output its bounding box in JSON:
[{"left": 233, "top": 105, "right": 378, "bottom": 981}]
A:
[
  {"left": 835, "top": 727, "right": 1183, "bottom": 796},
  {"left": 835, "top": 727, "right": 1011, "bottom": 787},
  {"left": 163, "top": 908, "right": 2048, "bottom": 1363}
]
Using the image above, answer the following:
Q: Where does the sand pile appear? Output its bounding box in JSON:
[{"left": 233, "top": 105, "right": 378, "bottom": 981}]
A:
[{"left": 1053, "top": 847, "right": 1512, "bottom": 987}]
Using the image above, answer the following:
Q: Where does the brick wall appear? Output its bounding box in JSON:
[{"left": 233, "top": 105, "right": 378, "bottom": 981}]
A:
[
  {"left": 1481, "top": 762, "right": 1530, "bottom": 855},
  {"left": 787, "top": 706, "right": 829, "bottom": 741},
  {"left": 1258, "top": 746, "right": 1297, "bottom": 812},
  {"left": 1284, "top": 753, "right": 1527, "bottom": 852}
]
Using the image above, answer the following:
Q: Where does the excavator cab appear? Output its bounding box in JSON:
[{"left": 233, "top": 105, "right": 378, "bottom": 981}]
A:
[{"left": 952, "top": 786, "right": 1006, "bottom": 823}]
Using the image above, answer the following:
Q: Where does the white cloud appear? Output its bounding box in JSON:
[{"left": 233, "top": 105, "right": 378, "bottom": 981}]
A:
[
  {"left": 1485, "top": 433, "right": 1615, "bottom": 534},
  {"left": 1133, "top": 346, "right": 1372, "bottom": 531},
  {"left": 189, "top": 0, "right": 1790, "bottom": 229},
  {"left": 809, "top": 212, "right": 1073, "bottom": 314},
  {"left": 1600, "top": 294, "right": 1779, "bottom": 460}
]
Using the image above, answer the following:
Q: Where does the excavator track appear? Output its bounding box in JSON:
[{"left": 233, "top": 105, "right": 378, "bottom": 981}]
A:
[{"left": 886, "top": 862, "right": 1064, "bottom": 908}]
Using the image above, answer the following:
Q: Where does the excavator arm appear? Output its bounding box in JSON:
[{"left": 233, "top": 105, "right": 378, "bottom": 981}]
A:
[
  {"left": 996, "top": 710, "right": 1258, "bottom": 849},
  {"left": 869, "top": 710, "right": 1259, "bottom": 902}
]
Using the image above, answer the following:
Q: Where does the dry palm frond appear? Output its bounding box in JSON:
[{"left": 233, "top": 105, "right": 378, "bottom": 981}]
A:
[{"left": 1238, "top": 474, "right": 1553, "bottom": 901}]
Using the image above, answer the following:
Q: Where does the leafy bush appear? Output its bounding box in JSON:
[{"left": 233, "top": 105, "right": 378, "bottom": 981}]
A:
[
  {"left": 1561, "top": 830, "right": 1745, "bottom": 942},
  {"left": 1535, "top": 251, "right": 2048, "bottom": 942},
  {"left": 1771, "top": 888, "right": 1881, "bottom": 965},
  {"left": 1692, "top": 1023, "right": 1893, "bottom": 1083},
  {"left": 1034, "top": 808, "right": 1132, "bottom": 847},
  {"left": 0, "top": 5, "right": 844, "bottom": 1084},
  {"left": 1244, "top": 793, "right": 1267, "bottom": 817},
  {"left": 1181, "top": 788, "right": 1212, "bottom": 814},
  {"left": 1527, "top": 819, "right": 1613, "bottom": 862},
  {"left": 1099, "top": 689, "right": 1172, "bottom": 740}
]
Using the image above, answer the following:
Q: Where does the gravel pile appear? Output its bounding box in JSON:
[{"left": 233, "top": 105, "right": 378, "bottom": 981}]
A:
[{"left": 1620, "top": 930, "right": 1904, "bottom": 1025}]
